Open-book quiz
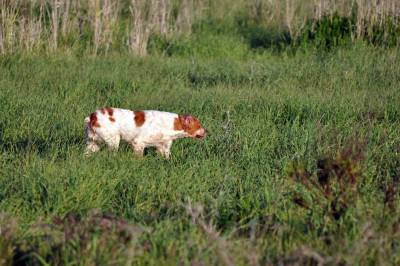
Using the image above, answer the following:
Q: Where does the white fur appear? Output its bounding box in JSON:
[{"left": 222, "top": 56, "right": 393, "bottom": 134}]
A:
[{"left": 84, "top": 108, "right": 204, "bottom": 159}]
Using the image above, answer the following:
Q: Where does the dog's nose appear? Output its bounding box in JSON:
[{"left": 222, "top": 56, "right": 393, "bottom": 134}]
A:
[
  {"left": 200, "top": 128, "right": 208, "bottom": 136},
  {"left": 195, "top": 128, "right": 207, "bottom": 139}
]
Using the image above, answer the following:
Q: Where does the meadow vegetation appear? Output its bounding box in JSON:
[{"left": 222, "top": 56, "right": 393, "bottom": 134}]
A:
[{"left": 1, "top": 0, "right": 400, "bottom": 265}]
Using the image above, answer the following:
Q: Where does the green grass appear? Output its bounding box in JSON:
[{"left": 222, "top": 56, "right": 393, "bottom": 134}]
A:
[{"left": 1, "top": 44, "right": 400, "bottom": 265}]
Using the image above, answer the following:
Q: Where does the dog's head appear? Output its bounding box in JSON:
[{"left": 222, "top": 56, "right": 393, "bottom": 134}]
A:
[{"left": 175, "top": 114, "right": 207, "bottom": 139}]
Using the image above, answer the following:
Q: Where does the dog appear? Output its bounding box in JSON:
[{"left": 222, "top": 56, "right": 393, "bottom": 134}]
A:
[{"left": 84, "top": 108, "right": 206, "bottom": 159}]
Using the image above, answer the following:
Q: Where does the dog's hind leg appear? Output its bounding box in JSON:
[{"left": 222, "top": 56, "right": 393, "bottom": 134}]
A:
[
  {"left": 84, "top": 116, "right": 101, "bottom": 155},
  {"left": 85, "top": 141, "right": 100, "bottom": 155}
]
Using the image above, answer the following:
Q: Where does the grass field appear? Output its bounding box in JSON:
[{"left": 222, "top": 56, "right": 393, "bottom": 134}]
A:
[{"left": 1, "top": 44, "right": 400, "bottom": 265}]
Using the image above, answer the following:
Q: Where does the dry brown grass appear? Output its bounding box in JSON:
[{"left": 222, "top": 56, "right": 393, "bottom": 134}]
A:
[{"left": 0, "top": 0, "right": 398, "bottom": 54}]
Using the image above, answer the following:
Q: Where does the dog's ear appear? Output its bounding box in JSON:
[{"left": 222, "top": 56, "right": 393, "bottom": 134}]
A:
[
  {"left": 177, "top": 114, "right": 192, "bottom": 131},
  {"left": 182, "top": 115, "right": 194, "bottom": 126},
  {"left": 179, "top": 114, "right": 203, "bottom": 136}
]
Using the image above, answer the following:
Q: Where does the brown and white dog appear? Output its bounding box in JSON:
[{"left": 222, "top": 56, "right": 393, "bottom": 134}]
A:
[{"left": 84, "top": 108, "right": 206, "bottom": 159}]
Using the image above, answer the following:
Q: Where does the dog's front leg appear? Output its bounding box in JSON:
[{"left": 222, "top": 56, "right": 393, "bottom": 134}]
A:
[
  {"left": 131, "top": 141, "right": 145, "bottom": 157},
  {"left": 156, "top": 141, "right": 172, "bottom": 159}
]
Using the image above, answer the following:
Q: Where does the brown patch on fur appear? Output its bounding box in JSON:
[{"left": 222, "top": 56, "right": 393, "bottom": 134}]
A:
[
  {"left": 134, "top": 111, "right": 145, "bottom": 127},
  {"left": 89, "top": 112, "right": 101, "bottom": 128},
  {"left": 105, "top": 107, "right": 113, "bottom": 116},
  {"left": 102, "top": 107, "right": 115, "bottom": 122},
  {"left": 173, "top": 117, "right": 183, "bottom": 131}
]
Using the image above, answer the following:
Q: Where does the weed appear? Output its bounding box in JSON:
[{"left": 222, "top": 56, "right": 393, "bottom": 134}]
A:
[{"left": 287, "top": 138, "right": 366, "bottom": 223}]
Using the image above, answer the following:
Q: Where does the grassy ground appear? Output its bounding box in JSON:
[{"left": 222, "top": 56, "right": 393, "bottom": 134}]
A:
[{"left": 1, "top": 44, "right": 400, "bottom": 265}]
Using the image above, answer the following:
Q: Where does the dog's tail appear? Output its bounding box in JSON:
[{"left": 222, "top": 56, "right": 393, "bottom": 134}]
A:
[
  {"left": 84, "top": 115, "right": 96, "bottom": 141},
  {"left": 84, "top": 116, "right": 90, "bottom": 126}
]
